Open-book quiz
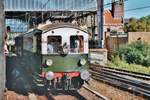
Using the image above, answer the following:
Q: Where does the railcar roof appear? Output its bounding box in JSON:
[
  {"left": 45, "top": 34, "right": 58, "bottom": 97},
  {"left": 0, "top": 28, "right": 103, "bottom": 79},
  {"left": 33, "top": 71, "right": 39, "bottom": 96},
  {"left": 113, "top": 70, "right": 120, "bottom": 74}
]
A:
[
  {"left": 37, "top": 23, "right": 88, "bottom": 33},
  {"left": 16, "top": 23, "right": 88, "bottom": 38}
]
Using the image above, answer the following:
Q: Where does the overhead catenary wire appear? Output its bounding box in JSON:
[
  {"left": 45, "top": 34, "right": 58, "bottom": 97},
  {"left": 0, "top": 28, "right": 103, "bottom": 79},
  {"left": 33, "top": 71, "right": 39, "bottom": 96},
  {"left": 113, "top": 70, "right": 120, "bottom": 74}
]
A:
[
  {"left": 87, "top": 0, "right": 128, "bottom": 11},
  {"left": 104, "top": 0, "right": 150, "bottom": 14},
  {"left": 125, "top": 5, "right": 150, "bottom": 12},
  {"left": 36, "top": 0, "right": 128, "bottom": 20},
  {"left": 109, "top": 4, "right": 150, "bottom": 14},
  {"left": 14, "top": 0, "right": 150, "bottom": 23},
  {"left": 104, "top": 0, "right": 128, "bottom": 8}
]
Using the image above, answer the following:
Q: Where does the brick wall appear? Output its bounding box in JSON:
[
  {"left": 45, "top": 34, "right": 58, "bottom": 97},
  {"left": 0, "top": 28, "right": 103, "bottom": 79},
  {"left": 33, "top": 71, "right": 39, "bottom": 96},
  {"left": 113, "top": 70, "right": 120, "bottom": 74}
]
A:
[{"left": 128, "top": 32, "right": 150, "bottom": 44}]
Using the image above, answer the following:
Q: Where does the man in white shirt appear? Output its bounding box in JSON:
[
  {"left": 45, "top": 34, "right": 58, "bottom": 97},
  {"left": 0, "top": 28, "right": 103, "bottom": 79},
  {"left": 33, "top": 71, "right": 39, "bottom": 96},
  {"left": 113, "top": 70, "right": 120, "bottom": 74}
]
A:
[
  {"left": 74, "top": 40, "right": 80, "bottom": 53},
  {"left": 47, "top": 43, "right": 54, "bottom": 54}
]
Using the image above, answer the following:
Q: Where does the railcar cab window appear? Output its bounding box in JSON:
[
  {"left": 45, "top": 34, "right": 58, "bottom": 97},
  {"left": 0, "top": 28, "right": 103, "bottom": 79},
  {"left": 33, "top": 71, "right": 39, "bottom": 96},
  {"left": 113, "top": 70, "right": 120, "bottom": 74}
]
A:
[
  {"left": 70, "top": 36, "right": 84, "bottom": 53},
  {"left": 47, "top": 36, "right": 61, "bottom": 54}
]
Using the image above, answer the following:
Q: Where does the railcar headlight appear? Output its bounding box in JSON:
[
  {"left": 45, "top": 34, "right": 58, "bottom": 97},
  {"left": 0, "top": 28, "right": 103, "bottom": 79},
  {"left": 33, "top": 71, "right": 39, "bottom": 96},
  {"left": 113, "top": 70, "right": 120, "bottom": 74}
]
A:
[
  {"left": 80, "top": 70, "right": 90, "bottom": 81},
  {"left": 46, "top": 59, "right": 53, "bottom": 66},
  {"left": 46, "top": 71, "right": 54, "bottom": 80},
  {"left": 80, "top": 58, "right": 86, "bottom": 65}
]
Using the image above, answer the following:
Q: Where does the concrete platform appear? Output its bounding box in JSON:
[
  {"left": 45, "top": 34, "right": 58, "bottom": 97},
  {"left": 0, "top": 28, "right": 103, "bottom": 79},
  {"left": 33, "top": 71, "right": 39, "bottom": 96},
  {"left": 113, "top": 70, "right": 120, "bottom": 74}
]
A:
[{"left": 89, "top": 49, "right": 107, "bottom": 65}]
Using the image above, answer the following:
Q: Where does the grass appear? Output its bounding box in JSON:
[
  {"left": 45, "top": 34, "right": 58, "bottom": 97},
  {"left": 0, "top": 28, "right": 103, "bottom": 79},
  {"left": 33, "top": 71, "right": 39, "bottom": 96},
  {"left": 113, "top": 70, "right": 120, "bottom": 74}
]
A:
[{"left": 106, "top": 56, "right": 150, "bottom": 74}]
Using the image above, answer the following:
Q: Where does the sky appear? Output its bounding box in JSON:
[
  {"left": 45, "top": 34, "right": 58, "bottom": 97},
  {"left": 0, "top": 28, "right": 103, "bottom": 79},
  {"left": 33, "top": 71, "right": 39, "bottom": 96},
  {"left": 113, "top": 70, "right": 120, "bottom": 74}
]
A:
[{"left": 104, "top": 0, "right": 150, "bottom": 18}]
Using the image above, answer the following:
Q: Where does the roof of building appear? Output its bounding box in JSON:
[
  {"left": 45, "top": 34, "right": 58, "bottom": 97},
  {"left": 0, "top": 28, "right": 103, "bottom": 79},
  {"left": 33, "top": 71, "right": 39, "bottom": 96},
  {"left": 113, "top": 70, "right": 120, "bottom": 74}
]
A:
[{"left": 104, "top": 10, "right": 123, "bottom": 25}]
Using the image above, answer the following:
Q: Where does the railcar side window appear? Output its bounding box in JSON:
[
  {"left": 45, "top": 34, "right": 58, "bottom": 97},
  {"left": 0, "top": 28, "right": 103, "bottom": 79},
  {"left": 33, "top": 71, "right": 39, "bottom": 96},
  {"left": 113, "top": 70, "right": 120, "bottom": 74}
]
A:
[
  {"left": 23, "top": 37, "right": 33, "bottom": 52},
  {"left": 70, "top": 36, "right": 84, "bottom": 53},
  {"left": 47, "top": 36, "right": 61, "bottom": 54},
  {"left": 15, "top": 37, "right": 23, "bottom": 55},
  {"left": 36, "top": 35, "right": 41, "bottom": 54}
]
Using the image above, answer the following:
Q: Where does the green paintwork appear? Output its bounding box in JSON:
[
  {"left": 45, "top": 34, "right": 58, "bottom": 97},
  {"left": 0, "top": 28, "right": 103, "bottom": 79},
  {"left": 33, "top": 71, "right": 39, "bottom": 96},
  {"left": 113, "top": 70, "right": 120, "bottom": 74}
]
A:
[
  {"left": 42, "top": 54, "right": 89, "bottom": 72},
  {"left": 6, "top": 25, "right": 90, "bottom": 91}
]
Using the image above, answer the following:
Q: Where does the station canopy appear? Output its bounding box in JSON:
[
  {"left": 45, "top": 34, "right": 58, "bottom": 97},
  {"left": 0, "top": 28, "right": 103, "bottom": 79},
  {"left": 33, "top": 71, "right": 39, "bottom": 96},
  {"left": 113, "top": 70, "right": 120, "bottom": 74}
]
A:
[{"left": 5, "top": 0, "right": 97, "bottom": 11}]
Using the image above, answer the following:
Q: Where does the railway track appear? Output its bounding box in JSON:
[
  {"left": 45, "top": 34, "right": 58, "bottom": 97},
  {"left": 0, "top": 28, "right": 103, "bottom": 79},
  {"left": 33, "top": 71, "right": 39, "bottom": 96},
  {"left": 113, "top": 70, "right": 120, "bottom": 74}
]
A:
[
  {"left": 45, "top": 86, "right": 107, "bottom": 100},
  {"left": 82, "top": 85, "right": 108, "bottom": 100},
  {"left": 5, "top": 86, "right": 107, "bottom": 100},
  {"left": 91, "top": 64, "right": 150, "bottom": 80},
  {"left": 90, "top": 64, "right": 150, "bottom": 98}
]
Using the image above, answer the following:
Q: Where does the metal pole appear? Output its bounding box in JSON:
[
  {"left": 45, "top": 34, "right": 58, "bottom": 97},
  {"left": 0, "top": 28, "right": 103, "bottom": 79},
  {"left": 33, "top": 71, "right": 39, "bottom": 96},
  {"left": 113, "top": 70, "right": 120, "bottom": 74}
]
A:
[
  {"left": 0, "top": 0, "right": 5, "bottom": 99},
  {"left": 97, "top": 0, "right": 104, "bottom": 48}
]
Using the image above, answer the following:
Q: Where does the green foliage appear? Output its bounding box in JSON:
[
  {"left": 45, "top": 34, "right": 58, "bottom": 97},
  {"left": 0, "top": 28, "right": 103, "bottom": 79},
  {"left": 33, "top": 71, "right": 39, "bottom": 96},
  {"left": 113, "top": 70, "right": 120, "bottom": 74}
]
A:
[
  {"left": 107, "top": 61, "right": 150, "bottom": 74},
  {"left": 118, "top": 41, "right": 150, "bottom": 67},
  {"left": 107, "top": 41, "right": 150, "bottom": 74},
  {"left": 124, "top": 15, "right": 150, "bottom": 32}
]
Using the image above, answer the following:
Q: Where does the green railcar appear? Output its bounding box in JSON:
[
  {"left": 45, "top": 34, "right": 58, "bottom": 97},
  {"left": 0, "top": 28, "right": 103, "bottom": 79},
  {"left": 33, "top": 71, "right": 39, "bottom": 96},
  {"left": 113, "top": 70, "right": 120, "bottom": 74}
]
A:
[{"left": 6, "top": 23, "right": 90, "bottom": 93}]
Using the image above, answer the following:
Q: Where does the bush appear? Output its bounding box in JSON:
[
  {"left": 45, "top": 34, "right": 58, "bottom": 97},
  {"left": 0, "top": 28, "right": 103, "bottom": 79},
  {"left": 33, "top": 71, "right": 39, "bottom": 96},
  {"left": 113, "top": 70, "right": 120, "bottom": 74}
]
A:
[{"left": 118, "top": 41, "right": 150, "bottom": 67}]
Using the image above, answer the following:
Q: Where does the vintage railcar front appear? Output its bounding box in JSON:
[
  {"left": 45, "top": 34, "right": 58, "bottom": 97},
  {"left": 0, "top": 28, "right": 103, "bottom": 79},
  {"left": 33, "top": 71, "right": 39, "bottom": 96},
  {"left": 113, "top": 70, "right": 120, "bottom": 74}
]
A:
[
  {"left": 6, "top": 24, "right": 90, "bottom": 92},
  {"left": 40, "top": 24, "right": 90, "bottom": 90}
]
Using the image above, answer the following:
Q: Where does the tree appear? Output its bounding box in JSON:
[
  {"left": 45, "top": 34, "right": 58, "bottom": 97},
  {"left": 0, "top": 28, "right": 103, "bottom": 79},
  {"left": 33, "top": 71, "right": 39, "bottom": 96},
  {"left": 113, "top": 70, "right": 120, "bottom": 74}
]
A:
[
  {"left": 124, "top": 18, "right": 138, "bottom": 32},
  {"left": 124, "top": 15, "right": 150, "bottom": 32}
]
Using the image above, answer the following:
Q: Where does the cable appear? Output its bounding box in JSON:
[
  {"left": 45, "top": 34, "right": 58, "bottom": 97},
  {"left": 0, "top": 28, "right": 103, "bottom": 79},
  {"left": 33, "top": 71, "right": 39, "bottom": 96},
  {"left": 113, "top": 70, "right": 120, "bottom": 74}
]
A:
[
  {"left": 34, "top": 0, "right": 126, "bottom": 20},
  {"left": 29, "top": 0, "right": 150, "bottom": 23},
  {"left": 35, "top": 0, "right": 117, "bottom": 21},
  {"left": 89, "top": 0, "right": 128, "bottom": 10},
  {"left": 103, "top": 0, "right": 150, "bottom": 14},
  {"left": 33, "top": 0, "right": 51, "bottom": 20},
  {"left": 104, "top": 0, "right": 128, "bottom": 8},
  {"left": 41, "top": 0, "right": 51, "bottom": 9},
  {"left": 109, "top": 4, "right": 150, "bottom": 14},
  {"left": 104, "top": 0, "right": 150, "bottom": 13},
  {"left": 125, "top": 5, "right": 150, "bottom": 12}
]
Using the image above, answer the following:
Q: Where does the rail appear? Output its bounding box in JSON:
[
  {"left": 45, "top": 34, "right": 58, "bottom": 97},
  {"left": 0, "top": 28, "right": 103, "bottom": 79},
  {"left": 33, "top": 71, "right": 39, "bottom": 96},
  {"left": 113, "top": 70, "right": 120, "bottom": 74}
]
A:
[
  {"left": 91, "top": 64, "right": 150, "bottom": 80},
  {"left": 83, "top": 85, "right": 108, "bottom": 100},
  {"left": 90, "top": 64, "right": 150, "bottom": 98}
]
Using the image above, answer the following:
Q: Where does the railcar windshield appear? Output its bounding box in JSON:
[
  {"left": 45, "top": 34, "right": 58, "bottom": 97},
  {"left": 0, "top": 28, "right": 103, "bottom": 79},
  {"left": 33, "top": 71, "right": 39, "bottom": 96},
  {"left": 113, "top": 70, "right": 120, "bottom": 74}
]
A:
[
  {"left": 70, "top": 36, "right": 84, "bottom": 53},
  {"left": 47, "top": 36, "right": 61, "bottom": 54}
]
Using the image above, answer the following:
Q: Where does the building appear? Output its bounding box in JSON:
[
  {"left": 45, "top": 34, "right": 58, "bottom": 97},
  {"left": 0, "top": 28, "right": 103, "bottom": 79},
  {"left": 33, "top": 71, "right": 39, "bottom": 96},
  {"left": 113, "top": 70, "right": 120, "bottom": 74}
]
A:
[
  {"left": 104, "top": 0, "right": 124, "bottom": 34},
  {"left": 128, "top": 32, "right": 150, "bottom": 44}
]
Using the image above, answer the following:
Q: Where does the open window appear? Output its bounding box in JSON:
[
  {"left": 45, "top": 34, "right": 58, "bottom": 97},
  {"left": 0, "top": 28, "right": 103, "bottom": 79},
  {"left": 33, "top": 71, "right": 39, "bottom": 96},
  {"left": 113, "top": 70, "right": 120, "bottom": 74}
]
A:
[
  {"left": 70, "top": 35, "right": 84, "bottom": 53},
  {"left": 47, "top": 36, "right": 61, "bottom": 54}
]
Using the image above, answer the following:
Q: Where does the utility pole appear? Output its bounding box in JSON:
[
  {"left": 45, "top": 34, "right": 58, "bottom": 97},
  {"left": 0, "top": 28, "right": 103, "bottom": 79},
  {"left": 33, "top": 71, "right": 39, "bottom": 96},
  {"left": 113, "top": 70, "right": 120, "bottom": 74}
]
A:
[
  {"left": 0, "top": 0, "right": 5, "bottom": 99},
  {"left": 97, "top": 0, "right": 104, "bottom": 48}
]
